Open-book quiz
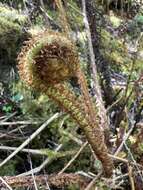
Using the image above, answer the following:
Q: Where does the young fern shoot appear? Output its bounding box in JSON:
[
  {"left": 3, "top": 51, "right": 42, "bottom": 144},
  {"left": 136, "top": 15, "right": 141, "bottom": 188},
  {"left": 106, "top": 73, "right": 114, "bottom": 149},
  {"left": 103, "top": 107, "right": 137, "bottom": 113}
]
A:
[{"left": 18, "top": 30, "right": 113, "bottom": 177}]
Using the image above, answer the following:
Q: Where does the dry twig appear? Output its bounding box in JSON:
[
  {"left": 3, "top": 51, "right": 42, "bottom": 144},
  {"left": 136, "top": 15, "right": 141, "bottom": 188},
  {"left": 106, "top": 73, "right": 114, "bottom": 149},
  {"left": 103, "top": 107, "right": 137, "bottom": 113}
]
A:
[
  {"left": 18, "top": 144, "right": 63, "bottom": 176},
  {"left": 58, "top": 141, "right": 88, "bottom": 174},
  {"left": 128, "top": 164, "right": 135, "bottom": 190},
  {"left": 0, "top": 113, "right": 60, "bottom": 168}
]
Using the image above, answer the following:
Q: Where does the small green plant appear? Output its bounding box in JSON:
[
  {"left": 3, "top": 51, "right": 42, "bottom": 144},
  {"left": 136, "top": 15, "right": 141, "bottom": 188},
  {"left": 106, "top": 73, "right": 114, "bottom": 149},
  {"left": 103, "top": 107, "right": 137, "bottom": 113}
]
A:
[{"left": 2, "top": 104, "right": 13, "bottom": 113}]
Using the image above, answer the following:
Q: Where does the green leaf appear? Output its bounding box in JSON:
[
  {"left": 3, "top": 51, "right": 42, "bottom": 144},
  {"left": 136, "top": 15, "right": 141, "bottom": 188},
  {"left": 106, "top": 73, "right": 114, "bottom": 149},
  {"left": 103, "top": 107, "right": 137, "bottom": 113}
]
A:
[
  {"left": 135, "top": 15, "right": 143, "bottom": 24},
  {"left": 2, "top": 105, "right": 12, "bottom": 113},
  {"left": 12, "top": 93, "right": 23, "bottom": 102}
]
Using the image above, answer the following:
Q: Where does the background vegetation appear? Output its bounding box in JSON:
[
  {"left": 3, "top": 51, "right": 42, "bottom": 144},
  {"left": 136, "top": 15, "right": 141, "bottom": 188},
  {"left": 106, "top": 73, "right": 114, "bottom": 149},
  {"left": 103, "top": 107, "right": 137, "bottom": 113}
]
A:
[{"left": 0, "top": 0, "right": 143, "bottom": 189}]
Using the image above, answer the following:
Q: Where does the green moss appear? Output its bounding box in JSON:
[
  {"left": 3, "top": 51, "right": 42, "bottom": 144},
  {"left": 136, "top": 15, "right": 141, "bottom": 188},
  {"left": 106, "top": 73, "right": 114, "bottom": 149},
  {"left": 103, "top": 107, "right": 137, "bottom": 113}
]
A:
[
  {"left": 67, "top": 184, "right": 81, "bottom": 190},
  {"left": 0, "top": 17, "right": 22, "bottom": 63},
  {"left": 0, "top": 17, "right": 21, "bottom": 42},
  {"left": 0, "top": 4, "right": 28, "bottom": 66},
  {"left": 100, "top": 29, "right": 133, "bottom": 72},
  {"left": 41, "top": 149, "right": 76, "bottom": 159},
  {"left": 138, "top": 143, "right": 143, "bottom": 153},
  {"left": 0, "top": 160, "right": 17, "bottom": 176},
  {"left": 0, "top": 3, "right": 27, "bottom": 24},
  {"left": 12, "top": 81, "right": 57, "bottom": 119},
  {"left": 110, "top": 51, "right": 124, "bottom": 65},
  {"left": 109, "top": 15, "right": 122, "bottom": 28},
  {"left": 135, "top": 58, "right": 143, "bottom": 70}
]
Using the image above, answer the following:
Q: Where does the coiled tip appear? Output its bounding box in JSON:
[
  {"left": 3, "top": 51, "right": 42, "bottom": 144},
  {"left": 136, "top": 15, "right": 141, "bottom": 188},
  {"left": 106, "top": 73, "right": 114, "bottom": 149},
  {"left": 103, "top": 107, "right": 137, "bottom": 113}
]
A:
[{"left": 18, "top": 30, "right": 78, "bottom": 90}]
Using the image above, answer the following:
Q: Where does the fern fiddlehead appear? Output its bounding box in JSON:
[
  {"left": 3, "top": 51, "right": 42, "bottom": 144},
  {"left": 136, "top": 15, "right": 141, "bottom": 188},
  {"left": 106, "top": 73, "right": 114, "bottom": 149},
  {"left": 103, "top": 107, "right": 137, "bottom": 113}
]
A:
[{"left": 18, "top": 30, "right": 113, "bottom": 177}]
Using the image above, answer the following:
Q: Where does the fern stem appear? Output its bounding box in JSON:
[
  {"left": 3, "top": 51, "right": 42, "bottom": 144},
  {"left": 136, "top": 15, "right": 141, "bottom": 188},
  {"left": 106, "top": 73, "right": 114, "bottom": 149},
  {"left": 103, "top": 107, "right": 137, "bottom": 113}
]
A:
[{"left": 42, "top": 83, "right": 114, "bottom": 177}]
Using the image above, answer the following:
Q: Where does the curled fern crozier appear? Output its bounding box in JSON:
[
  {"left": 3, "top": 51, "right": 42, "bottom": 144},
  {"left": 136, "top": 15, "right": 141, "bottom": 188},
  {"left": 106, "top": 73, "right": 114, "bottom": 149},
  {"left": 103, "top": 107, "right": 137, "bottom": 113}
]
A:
[{"left": 18, "top": 30, "right": 113, "bottom": 177}]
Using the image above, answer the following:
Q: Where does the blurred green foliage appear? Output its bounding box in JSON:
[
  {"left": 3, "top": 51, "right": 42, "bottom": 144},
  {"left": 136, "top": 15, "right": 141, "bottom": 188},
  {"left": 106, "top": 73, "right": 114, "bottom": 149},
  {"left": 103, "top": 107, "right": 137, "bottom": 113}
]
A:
[
  {"left": 0, "top": 1, "right": 142, "bottom": 189},
  {"left": 0, "top": 3, "right": 28, "bottom": 65}
]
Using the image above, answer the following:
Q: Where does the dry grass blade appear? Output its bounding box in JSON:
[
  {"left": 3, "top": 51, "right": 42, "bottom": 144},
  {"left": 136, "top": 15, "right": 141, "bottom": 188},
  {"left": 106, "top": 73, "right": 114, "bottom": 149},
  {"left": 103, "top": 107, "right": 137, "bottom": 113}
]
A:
[{"left": 58, "top": 141, "right": 88, "bottom": 174}]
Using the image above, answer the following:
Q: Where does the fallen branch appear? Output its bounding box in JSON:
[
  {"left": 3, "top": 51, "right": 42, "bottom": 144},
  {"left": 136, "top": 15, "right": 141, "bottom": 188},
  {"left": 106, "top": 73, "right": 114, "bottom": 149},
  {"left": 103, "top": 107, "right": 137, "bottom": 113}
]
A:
[
  {"left": 0, "top": 145, "right": 77, "bottom": 158},
  {"left": 0, "top": 173, "right": 90, "bottom": 189}
]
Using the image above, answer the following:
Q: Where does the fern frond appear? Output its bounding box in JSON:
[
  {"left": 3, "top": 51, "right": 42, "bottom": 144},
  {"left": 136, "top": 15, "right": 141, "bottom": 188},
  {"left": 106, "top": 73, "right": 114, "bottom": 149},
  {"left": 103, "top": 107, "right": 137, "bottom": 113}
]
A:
[{"left": 18, "top": 30, "right": 114, "bottom": 177}]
